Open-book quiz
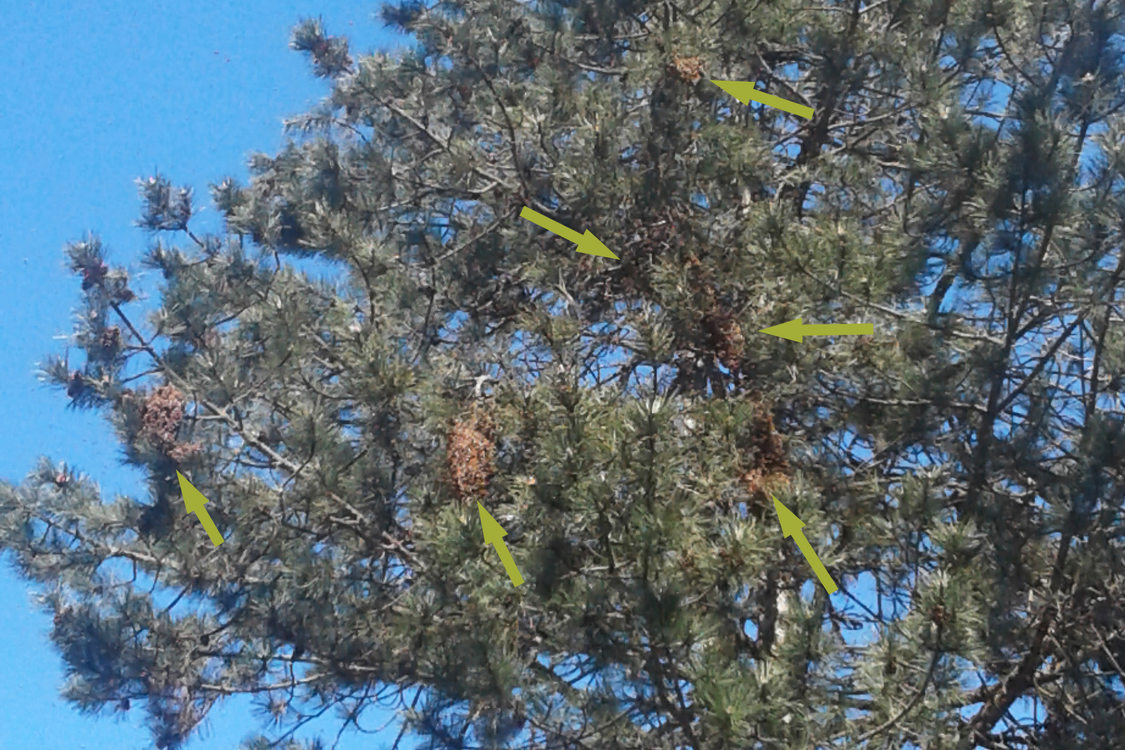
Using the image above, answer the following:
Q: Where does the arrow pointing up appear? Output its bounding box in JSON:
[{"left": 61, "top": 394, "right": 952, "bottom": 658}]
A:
[
  {"left": 477, "top": 502, "right": 524, "bottom": 587},
  {"left": 176, "top": 471, "right": 224, "bottom": 547},
  {"left": 772, "top": 495, "right": 806, "bottom": 538},
  {"left": 772, "top": 496, "right": 836, "bottom": 594}
]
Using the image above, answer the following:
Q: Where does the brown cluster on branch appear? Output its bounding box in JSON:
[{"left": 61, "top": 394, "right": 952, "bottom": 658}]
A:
[
  {"left": 445, "top": 402, "right": 496, "bottom": 503},
  {"left": 627, "top": 204, "right": 689, "bottom": 259},
  {"left": 667, "top": 55, "right": 705, "bottom": 84},
  {"left": 587, "top": 204, "right": 691, "bottom": 301},
  {"left": 702, "top": 303, "right": 745, "bottom": 371},
  {"left": 141, "top": 385, "right": 186, "bottom": 444},
  {"left": 139, "top": 384, "right": 201, "bottom": 463},
  {"left": 738, "top": 406, "right": 791, "bottom": 502},
  {"left": 930, "top": 603, "right": 950, "bottom": 627},
  {"left": 79, "top": 260, "right": 135, "bottom": 303}
]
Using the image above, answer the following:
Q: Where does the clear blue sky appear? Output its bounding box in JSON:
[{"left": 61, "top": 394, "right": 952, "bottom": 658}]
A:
[{"left": 0, "top": 2, "right": 414, "bottom": 747}]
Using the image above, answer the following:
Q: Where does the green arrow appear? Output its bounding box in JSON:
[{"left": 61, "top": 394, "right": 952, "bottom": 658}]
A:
[
  {"left": 760, "top": 317, "right": 874, "bottom": 343},
  {"left": 520, "top": 206, "right": 618, "bottom": 259},
  {"left": 710, "top": 80, "right": 814, "bottom": 120},
  {"left": 772, "top": 496, "right": 836, "bottom": 594},
  {"left": 477, "top": 502, "right": 524, "bottom": 587},
  {"left": 176, "top": 471, "right": 224, "bottom": 546}
]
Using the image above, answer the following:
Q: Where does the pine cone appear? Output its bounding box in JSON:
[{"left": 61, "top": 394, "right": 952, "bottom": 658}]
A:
[
  {"left": 98, "top": 326, "right": 122, "bottom": 355},
  {"left": 66, "top": 371, "right": 85, "bottom": 398},
  {"left": 81, "top": 262, "right": 108, "bottom": 290},
  {"left": 930, "top": 603, "right": 950, "bottom": 626}
]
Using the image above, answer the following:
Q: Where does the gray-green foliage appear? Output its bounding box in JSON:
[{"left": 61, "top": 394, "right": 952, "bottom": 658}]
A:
[{"left": 3, "top": 1, "right": 1125, "bottom": 748}]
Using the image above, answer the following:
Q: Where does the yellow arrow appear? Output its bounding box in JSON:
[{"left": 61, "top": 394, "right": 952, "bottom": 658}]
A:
[
  {"left": 477, "top": 502, "right": 524, "bottom": 587},
  {"left": 520, "top": 206, "right": 618, "bottom": 259},
  {"left": 760, "top": 317, "right": 873, "bottom": 343},
  {"left": 710, "top": 80, "right": 814, "bottom": 120},
  {"left": 176, "top": 471, "right": 224, "bottom": 546},
  {"left": 772, "top": 496, "right": 837, "bottom": 594}
]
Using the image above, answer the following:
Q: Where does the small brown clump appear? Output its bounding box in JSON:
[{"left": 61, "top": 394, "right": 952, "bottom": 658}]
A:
[
  {"left": 627, "top": 205, "right": 688, "bottom": 258},
  {"left": 446, "top": 403, "right": 496, "bottom": 503},
  {"left": 703, "top": 305, "right": 745, "bottom": 371},
  {"left": 66, "top": 371, "right": 85, "bottom": 398},
  {"left": 739, "top": 408, "right": 791, "bottom": 500},
  {"left": 930, "top": 603, "right": 950, "bottom": 627},
  {"left": 669, "top": 55, "right": 705, "bottom": 84},
  {"left": 98, "top": 326, "right": 122, "bottom": 355},
  {"left": 140, "top": 384, "right": 202, "bottom": 461},
  {"left": 167, "top": 441, "right": 203, "bottom": 462},
  {"left": 141, "top": 385, "right": 187, "bottom": 445}
]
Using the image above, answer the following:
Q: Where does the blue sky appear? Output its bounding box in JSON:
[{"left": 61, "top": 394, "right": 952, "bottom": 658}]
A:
[{"left": 0, "top": 2, "right": 415, "bottom": 747}]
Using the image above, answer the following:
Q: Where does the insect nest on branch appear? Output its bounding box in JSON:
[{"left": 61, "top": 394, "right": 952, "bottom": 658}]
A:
[
  {"left": 139, "top": 384, "right": 202, "bottom": 462},
  {"left": 739, "top": 407, "right": 791, "bottom": 501},
  {"left": 668, "top": 55, "right": 705, "bottom": 84},
  {"left": 702, "top": 303, "right": 745, "bottom": 371},
  {"left": 445, "top": 401, "right": 496, "bottom": 503}
]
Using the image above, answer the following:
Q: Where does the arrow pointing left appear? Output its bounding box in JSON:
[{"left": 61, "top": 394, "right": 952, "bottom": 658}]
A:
[
  {"left": 760, "top": 317, "right": 874, "bottom": 343},
  {"left": 710, "top": 80, "right": 814, "bottom": 120},
  {"left": 176, "top": 471, "right": 225, "bottom": 546}
]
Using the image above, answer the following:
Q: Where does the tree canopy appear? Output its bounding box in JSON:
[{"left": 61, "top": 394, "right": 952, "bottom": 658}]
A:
[{"left": 3, "top": 1, "right": 1125, "bottom": 748}]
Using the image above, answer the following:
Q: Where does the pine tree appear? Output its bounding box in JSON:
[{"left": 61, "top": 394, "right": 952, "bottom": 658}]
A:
[{"left": 3, "top": 2, "right": 1125, "bottom": 748}]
